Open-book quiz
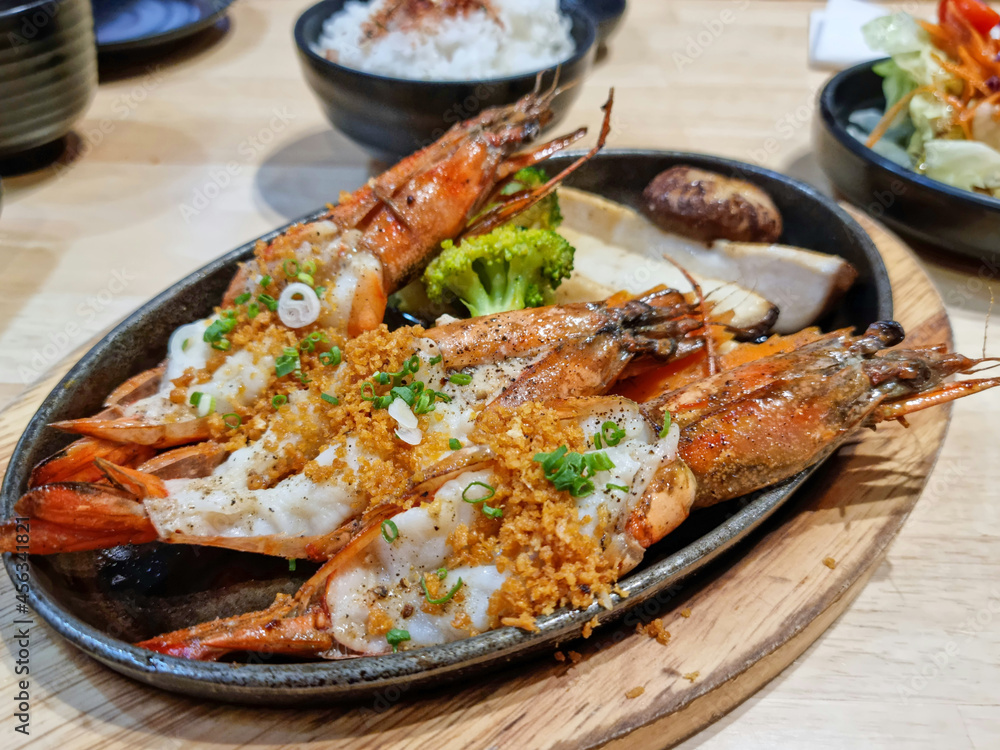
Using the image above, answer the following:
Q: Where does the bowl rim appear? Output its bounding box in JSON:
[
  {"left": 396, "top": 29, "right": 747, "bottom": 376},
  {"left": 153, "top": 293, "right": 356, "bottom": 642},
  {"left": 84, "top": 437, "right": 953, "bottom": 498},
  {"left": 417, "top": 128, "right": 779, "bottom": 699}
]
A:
[
  {"left": 0, "top": 0, "right": 69, "bottom": 21},
  {"left": 818, "top": 57, "right": 1000, "bottom": 214},
  {"left": 293, "top": 0, "right": 597, "bottom": 87}
]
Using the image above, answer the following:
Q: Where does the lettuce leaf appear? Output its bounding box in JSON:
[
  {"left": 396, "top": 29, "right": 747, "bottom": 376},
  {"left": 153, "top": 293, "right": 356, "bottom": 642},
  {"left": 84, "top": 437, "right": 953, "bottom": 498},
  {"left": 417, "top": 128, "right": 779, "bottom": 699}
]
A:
[
  {"left": 871, "top": 59, "right": 918, "bottom": 109},
  {"left": 863, "top": 13, "right": 953, "bottom": 89},
  {"left": 907, "top": 92, "right": 954, "bottom": 157},
  {"left": 923, "top": 139, "right": 1000, "bottom": 196}
]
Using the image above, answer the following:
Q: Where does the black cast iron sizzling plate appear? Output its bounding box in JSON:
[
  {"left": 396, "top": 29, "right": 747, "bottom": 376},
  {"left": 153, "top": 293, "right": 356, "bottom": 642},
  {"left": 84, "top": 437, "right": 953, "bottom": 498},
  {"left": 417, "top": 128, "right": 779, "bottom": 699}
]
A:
[{"left": 2, "top": 151, "right": 891, "bottom": 705}]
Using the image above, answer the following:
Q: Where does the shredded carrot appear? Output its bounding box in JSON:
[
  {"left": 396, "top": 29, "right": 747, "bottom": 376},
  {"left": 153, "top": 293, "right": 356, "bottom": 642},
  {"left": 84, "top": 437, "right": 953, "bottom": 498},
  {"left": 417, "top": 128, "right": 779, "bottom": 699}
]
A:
[
  {"left": 867, "top": 86, "right": 935, "bottom": 149},
  {"left": 904, "top": 13, "right": 1000, "bottom": 144}
]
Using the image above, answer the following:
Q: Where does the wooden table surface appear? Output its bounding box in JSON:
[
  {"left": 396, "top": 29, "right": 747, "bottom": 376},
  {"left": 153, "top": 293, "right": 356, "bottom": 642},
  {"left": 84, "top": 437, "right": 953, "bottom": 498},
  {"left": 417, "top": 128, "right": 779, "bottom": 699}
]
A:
[{"left": 1, "top": 1, "right": 997, "bottom": 747}]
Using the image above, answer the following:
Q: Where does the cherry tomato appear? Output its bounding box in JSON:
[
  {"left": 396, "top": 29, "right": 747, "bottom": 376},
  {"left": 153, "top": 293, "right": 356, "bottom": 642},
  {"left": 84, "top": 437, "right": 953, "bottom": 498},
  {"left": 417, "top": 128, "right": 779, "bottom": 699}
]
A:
[{"left": 939, "top": 0, "right": 1000, "bottom": 35}]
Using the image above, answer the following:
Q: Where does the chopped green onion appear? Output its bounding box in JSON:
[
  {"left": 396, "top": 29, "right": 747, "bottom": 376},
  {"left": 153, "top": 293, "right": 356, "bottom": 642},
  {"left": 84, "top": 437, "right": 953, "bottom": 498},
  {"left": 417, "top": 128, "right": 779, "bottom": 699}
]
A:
[
  {"left": 272, "top": 394, "right": 287, "bottom": 408},
  {"left": 283, "top": 259, "right": 299, "bottom": 278},
  {"left": 602, "top": 421, "right": 627, "bottom": 447},
  {"left": 203, "top": 318, "right": 235, "bottom": 342},
  {"left": 360, "top": 382, "right": 376, "bottom": 401},
  {"left": 321, "top": 393, "right": 339, "bottom": 405},
  {"left": 258, "top": 293, "right": 278, "bottom": 312},
  {"left": 189, "top": 391, "right": 203, "bottom": 406},
  {"left": 294, "top": 371, "right": 312, "bottom": 384},
  {"left": 420, "top": 574, "right": 463, "bottom": 605},
  {"left": 314, "top": 285, "right": 327, "bottom": 298},
  {"left": 319, "top": 346, "right": 341, "bottom": 366},
  {"left": 534, "top": 445, "right": 567, "bottom": 473},
  {"left": 583, "top": 451, "right": 615, "bottom": 475},
  {"left": 196, "top": 394, "right": 216, "bottom": 417},
  {"left": 659, "top": 411, "right": 672, "bottom": 438},
  {"left": 391, "top": 385, "right": 416, "bottom": 406},
  {"left": 593, "top": 433, "right": 603, "bottom": 449},
  {"left": 234, "top": 292, "right": 251, "bottom": 305},
  {"left": 222, "top": 413, "right": 241, "bottom": 429},
  {"left": 449, "top": 372, "right": 472, "bottom": 386},
  {"left": 606, "top": 483, "right": 629, "bottom": 493},
  {"left": 302, "top": 259, "right": 317, "bottom": 275},
  {"left": 275, "top": 351, "right": 299, "bottom": 377},
  {"left": 297, "top": 272, "right": 314, "bottom": 286},
  {"left": 381, "top": 519, "right": 398, "bottom": 543},
  {"left": 181, "top": 338, "right": 191, "bottom": 352},
  {"left": 211, "top": 339, "right": 231, "bottom": 351},
  {"left": 413, "top": 391, "right": 434, "bottom": 415},
  {"left": 449, "top": 438, "right": 461, "bottom": 451},
  {"left": 374, "top": 372, "right": 391, "bottom": 386},
  {"left": 533, "top": 446, "right": 600, "bottom": 498},
  {"left": 247, "top": 302, "right": 260, "bottom": 319},
  {"left": 462, "top": 481, "right": 496, "bottom": 504},
  {"left": 433, "top": 391, "right": 452, "bottom": 403},
  {"left": 436, "top": 567, "right": 448, "bottom": 579},
  {"left": 482, "top": 504, "right": 503, "bottom": 519},
  {"left": 405, "top": 355, "right": 420, "bottom": 373},
  {"left": 386, "top": 628, "right": 410, "bottom": 652},
  {"left": 288, "top": 558, "right": 297, "bottom": 572},
  {"left": 429, "top": 354, "right": 443, "bottom": 365},
  {"left": 374, "top": 394, "right": 393, "bottom": 409},
  {"left": 260, "top": 274, "right": 272, "bottom": 288}
]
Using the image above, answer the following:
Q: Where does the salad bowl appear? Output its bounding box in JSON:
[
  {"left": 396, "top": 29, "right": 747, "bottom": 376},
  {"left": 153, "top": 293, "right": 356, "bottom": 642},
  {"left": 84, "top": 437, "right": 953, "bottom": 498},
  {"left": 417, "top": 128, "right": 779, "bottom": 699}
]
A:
[
  {"left": 816, "top": 61, "right": 1000, "bottom": 260},
  {"left": 815, "top": 4, "right": 1000, "bottom": 260}
]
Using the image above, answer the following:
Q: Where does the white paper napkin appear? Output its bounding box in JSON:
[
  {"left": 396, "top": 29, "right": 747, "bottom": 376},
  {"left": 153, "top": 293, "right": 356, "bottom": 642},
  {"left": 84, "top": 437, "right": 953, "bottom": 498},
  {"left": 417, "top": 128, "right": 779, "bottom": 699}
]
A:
[{"left": 809, "top": 0, "right": 888, "bottom": 70}]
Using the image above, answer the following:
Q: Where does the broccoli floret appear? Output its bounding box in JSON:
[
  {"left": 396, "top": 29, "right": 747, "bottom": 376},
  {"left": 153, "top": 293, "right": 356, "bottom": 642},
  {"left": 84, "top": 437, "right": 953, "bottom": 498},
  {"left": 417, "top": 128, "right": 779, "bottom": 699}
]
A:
[
  {"left": 422, "top": 225, "right": 575, "bottom": 317},
  {"left": 495, "top": 167, "right": 563, "bottom": 231}
]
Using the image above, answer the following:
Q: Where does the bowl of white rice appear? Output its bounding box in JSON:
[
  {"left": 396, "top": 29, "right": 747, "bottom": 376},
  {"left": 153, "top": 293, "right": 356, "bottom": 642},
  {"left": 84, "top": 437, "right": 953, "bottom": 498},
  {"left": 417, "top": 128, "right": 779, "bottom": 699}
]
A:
[{"left": 294, "top": 0, "right": 596, "bottom": 160}]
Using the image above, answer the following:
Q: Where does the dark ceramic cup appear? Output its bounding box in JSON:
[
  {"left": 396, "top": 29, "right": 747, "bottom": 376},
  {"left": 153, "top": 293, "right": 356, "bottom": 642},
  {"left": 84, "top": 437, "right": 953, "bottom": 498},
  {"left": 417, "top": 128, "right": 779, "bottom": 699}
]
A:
[
  {"left": 0, "top": 0, "right": 98, "bottom": 161},
  {"left": 293, "top": 0, "right": 597, "bottom": 161}
]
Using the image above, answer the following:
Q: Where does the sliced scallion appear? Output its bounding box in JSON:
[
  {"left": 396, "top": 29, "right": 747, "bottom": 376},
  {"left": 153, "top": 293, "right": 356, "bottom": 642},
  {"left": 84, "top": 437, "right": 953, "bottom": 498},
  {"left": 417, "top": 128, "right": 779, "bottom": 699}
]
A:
[
  {"left": 386, "top": 628, "right": 410, "bottom": 652},
  {"left": 462, "top": 481, "right": 495, "bottom": 504},
  {"left": 602, "top": 421, "right": 627, "bottom": 447},
  {"left": 381, "top": 519, "right": 398, "bottom": 543},
  {"left": 420, "top": 574, "right": 463, "bottom": 605},
  {"left": 659, "top": 411, "right": 672, "bottom": 438}
]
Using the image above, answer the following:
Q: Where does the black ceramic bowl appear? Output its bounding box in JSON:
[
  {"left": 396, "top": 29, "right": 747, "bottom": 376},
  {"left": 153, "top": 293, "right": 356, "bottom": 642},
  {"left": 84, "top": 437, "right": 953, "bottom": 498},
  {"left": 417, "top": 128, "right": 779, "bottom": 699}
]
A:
[
  {"left": 0, "top": 0, "right": 98, "bottom": 161},
  {"left": 567, "top": 0, "right": 625, "bottom": 46},
  {"left": 2, "top": 151, "right": 889, "bottom": 704},
  {"left": 816, "top": 59, "right": 1000, "bottom": 260},
  {"left": 293, "top": 0, "right": 597, "bottom": 161}
]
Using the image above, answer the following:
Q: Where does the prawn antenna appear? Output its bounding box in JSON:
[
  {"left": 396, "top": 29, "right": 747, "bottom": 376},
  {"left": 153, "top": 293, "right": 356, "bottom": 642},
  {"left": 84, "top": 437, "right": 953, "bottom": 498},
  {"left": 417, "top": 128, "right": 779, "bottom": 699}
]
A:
[{"left": 660, "top": 254, "right": 718, "bottom": 375}]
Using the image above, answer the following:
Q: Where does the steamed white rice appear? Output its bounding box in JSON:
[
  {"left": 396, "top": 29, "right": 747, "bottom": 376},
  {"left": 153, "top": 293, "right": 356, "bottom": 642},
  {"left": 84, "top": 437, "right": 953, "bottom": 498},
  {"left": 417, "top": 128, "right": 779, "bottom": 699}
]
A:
[{"left": 315, "top": 0, "right": 575, "bottom": 81}]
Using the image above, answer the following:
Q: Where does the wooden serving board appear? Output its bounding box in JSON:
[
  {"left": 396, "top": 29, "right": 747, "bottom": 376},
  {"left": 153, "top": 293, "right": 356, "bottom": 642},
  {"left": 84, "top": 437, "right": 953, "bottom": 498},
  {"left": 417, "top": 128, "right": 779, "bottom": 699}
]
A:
[{"left": 0, "top": 208, "right": 951, "bottom": 749}]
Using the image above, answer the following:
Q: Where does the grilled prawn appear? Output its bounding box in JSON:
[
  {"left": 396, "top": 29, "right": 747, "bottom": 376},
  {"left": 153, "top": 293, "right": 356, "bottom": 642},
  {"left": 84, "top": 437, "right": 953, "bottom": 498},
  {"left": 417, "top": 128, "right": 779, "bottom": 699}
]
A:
[
  {"left": 1, "top": 291, "right": 706, "bottom": 558},
  {"left": 43, "top": 88, "right": 613, "bottom": 454},
  {"left": 134, "top": 322, "right": 1000, "bottom": 660}
]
